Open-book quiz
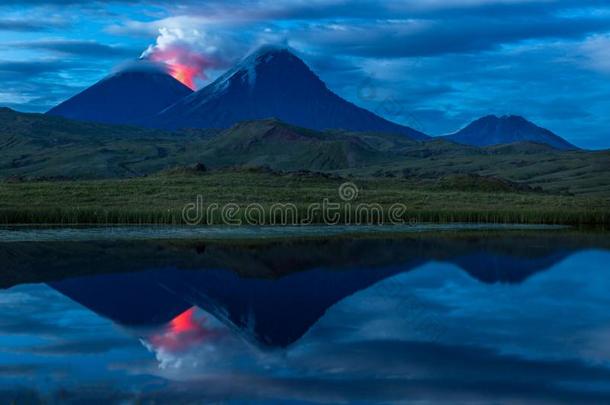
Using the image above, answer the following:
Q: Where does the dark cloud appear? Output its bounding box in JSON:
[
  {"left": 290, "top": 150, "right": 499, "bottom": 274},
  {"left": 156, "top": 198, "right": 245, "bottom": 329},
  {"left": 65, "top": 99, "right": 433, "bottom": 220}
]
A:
[
  {"left": 0, "top": 0, "right": 138, "bottom": 3},
  {"left": 331, "top": 39, "right": 610, "bottom": 146},
  {"left": 0, "top": 60, "right": 69, "bottom": 75},
  {"left": 1, "top": 0, "right": 610, "bottom": 147},
  {"left": 0, "top": 18, "right": 63, "bottom": 31},
  {"left": 102, "top": 0, "right": 610, "bottom": 22},
  {"left": 14, "top": 39, "right": 138, "bottom": 58},
  {"left": 0, "top": 364, "right": 43, "bottom": 376},
  {"left": 298, "top": 16, "right": 610, "bottom": 58},
  {"left": 2, "top": 0, "right": 606, "bottom": 20}
]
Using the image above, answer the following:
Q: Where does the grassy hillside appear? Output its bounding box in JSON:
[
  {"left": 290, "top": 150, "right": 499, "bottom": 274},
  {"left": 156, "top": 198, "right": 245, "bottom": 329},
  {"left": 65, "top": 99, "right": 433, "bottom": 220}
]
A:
[
  {"left": 0, "top": 170, "right": 608, "bottom": 225},
  {"left": 0, "top": 107, "right": 216, "bottom": 178},
  {"left": 351, "top": 142, "right": 610, "bottom": 196},
  {"left": 1, "top": 108, "right": 609, "bottom": 198}
]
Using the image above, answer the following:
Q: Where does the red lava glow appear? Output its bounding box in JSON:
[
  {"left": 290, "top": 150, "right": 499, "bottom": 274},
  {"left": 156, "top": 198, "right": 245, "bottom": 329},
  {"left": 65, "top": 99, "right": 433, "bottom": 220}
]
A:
[
  {"left": 167, "top": 63, "right": 200, "bottom": 90},
  {"left": 148, "top": 48, "right": 212, "bottom": 90},
  {"left": 148, "top": 307, "right": 219, "bottom": 352}
]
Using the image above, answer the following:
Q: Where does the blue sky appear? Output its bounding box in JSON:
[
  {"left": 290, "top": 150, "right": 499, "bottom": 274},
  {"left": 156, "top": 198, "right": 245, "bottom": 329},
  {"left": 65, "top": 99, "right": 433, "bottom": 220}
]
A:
[{"left": 1, "top": 0, "right": 610, "bottom": 149}]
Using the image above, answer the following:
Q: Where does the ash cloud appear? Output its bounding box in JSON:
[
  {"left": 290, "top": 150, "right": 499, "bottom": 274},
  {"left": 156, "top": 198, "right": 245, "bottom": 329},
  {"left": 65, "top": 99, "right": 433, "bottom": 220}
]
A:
[{"left": 140, "top": 27, "right": 236, "bottom": 89}]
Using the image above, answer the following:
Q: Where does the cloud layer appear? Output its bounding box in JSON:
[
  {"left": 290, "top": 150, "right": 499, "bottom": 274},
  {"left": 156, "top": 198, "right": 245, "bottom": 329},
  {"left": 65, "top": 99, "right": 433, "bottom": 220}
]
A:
[
  {"left": 140, "top": 27, "right": 237, "bottom": 89},
  {"left": 1, "top": 0, "right": 610, "bottom": 148}
]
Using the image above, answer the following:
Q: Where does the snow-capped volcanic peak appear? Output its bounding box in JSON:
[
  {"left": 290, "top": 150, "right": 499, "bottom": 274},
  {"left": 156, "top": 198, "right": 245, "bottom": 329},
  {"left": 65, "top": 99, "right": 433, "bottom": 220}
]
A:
[
  {"left": 209, "top": 45, "right": 318, "bottom": 95},
  {"left": 151, "top": 46, "right": 427, "bottom": 140},
  {"left": 237, "top": 45, "right": 295, "bottom": 70}
]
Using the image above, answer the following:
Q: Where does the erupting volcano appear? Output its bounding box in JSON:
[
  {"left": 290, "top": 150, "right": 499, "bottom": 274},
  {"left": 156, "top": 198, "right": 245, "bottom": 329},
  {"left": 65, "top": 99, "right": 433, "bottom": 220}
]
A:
[
  {"left": 147, "top": 51, "right": 210, "bottom": 91},
  {"left": 47, "top": 45, "right": 427, "bottom": 138}
]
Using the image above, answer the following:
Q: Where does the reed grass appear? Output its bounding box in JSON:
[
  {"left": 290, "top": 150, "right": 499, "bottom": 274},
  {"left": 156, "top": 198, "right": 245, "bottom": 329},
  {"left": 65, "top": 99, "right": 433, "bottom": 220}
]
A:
[{"left": 0, "top": 172, "right": 608, "bottom": 225}]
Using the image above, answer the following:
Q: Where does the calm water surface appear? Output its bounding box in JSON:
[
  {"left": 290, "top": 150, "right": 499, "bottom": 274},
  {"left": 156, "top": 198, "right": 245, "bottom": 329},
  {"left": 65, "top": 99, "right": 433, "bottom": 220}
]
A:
[{"left": 0, "top": 227, "right": 609, "bottom": 404}]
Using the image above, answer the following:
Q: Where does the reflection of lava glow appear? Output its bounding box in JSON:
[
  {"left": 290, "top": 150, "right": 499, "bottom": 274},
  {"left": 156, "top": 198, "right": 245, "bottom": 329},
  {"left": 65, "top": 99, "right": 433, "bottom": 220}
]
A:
[
  {"left": 148, "top": 307, "right": 218, "bottom": 352},
  {"left": 170, "top": 307, "right": 199, "bottom": 334}
]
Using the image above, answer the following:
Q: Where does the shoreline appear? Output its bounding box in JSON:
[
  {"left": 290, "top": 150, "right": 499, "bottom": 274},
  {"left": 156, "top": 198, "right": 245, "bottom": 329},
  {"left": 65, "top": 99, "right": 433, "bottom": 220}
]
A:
[{"left": 0, "top": 223, "right": 573, "bottom": 243}]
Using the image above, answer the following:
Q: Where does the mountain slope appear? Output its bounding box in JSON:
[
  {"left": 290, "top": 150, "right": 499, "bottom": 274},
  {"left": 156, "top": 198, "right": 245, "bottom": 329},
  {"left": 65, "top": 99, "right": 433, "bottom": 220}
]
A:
[
  {"left": 152, "top": 46, "right": 428, "bottom": 140},
  {"left": 47, "top": 69, "right": 193, "bottom": 126},
  {"left": 2, "top": 108, "right": 608, "bottom": 196},
  {"left": 0, "top": 107, "right": 201, "bottom": 178},
  {"left": 195, "top": 119, "right": 419, "bottom": 171},
  {"left": 0, "top": 108, "right": 416, "bottom": 177},
  {"left": 444, "top": 115, "right": 577, "bottom": 150}
]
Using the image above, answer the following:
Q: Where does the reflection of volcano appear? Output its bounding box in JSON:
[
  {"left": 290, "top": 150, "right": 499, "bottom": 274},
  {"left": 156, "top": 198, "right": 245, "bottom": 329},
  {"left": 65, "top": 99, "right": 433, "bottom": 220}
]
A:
[
  {"left": 4, "top": 232, "right": 605, "bottom": 290},
  {"left": 451, "top": 251, "right": 572, "bottom": 284},
  {"left": 146, "top": 307, "right": 222, "bottom": 354},
  {"left": 0, "top": 232, "right": 605, "bottom": 347},
  {"left": 49, "top": 260, "right": 422, "bottom": 347},
  {"left": 40, "top": 232, "right": 610, "bottom": 348}
]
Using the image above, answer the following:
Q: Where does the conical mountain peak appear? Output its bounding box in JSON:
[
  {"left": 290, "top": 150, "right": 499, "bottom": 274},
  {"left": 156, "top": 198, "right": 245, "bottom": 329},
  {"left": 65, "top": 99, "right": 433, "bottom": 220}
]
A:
[
  {"left": 47, "top": 67, "right": 193, "bottom": 126},
  {"left": 152, "top": 47, "right": 427, "bottom": 139},
  {"left": 445, "top": 114, "right": 577, "bottom": 150}
]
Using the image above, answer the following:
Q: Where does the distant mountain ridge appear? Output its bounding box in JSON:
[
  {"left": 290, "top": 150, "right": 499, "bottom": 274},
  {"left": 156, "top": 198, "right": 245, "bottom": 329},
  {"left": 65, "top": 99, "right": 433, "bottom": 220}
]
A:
[
  {"left": 2, "top": 108, "right": 608, "bottom": 197},
  {"left": 47, "top": 69, "right": 193, "bottom": 126},
  {"left": 151, "top": 46, "right": 429, "bottom": 140},
  {"left": 445, "top": 115, "right": 577, "bottom": 150}
]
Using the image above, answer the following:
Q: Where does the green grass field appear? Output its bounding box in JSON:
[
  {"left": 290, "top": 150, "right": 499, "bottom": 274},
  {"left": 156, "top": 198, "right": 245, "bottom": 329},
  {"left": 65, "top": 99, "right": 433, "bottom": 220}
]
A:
[
  {"left": 1, "top": 170, "right": 608, "bottom": 225},
  {"left": 1, "top": 110, "right": 608, "bottom": 225}
]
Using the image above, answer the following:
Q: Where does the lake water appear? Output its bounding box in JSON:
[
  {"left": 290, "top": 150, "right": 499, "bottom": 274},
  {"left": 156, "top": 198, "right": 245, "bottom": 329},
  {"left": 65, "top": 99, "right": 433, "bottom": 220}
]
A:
[{"left": 1, "top": 226, "right": 609, "bottom": 403}]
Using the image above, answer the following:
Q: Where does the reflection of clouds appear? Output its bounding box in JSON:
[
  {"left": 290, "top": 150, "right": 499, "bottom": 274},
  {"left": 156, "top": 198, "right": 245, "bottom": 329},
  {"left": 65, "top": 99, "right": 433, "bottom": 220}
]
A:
[
  {"left": 0, "top": 291, "right": 33, "bottom": 305},
  {"left": 132, "top": 250, "right": 610, "bottom": 402},
  {"left": 579, "top": 327, "right": 610, "bottom": 364},
  {"left": 2, "top": 250, "right": 610, "bottom": 403},
  {"left": 139, "top": 307, "right": 287, "bottom": 378},
  {"left": 311, "top": 251, "right": 610, "bottom": 364},
  {"left": 426, "top": 251, "right": 610, "bottom": 362},
  {"left": 141, "top": 307, "right": 233, "bottom": 370},
  {"left": 123, "top": 342, "right": 610, "bottom": 404},
  {"left": 0, "top": 285, "right": 121, "bottom": 340},
  {"left": 0, "top": 284, "right": 153, "bottom": 392},
  {"left": 23, "top": 338, "right": 134, "bottom": 355},
  {"left": 0, "top": 288, "right": 72, "bottom": 336}
]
